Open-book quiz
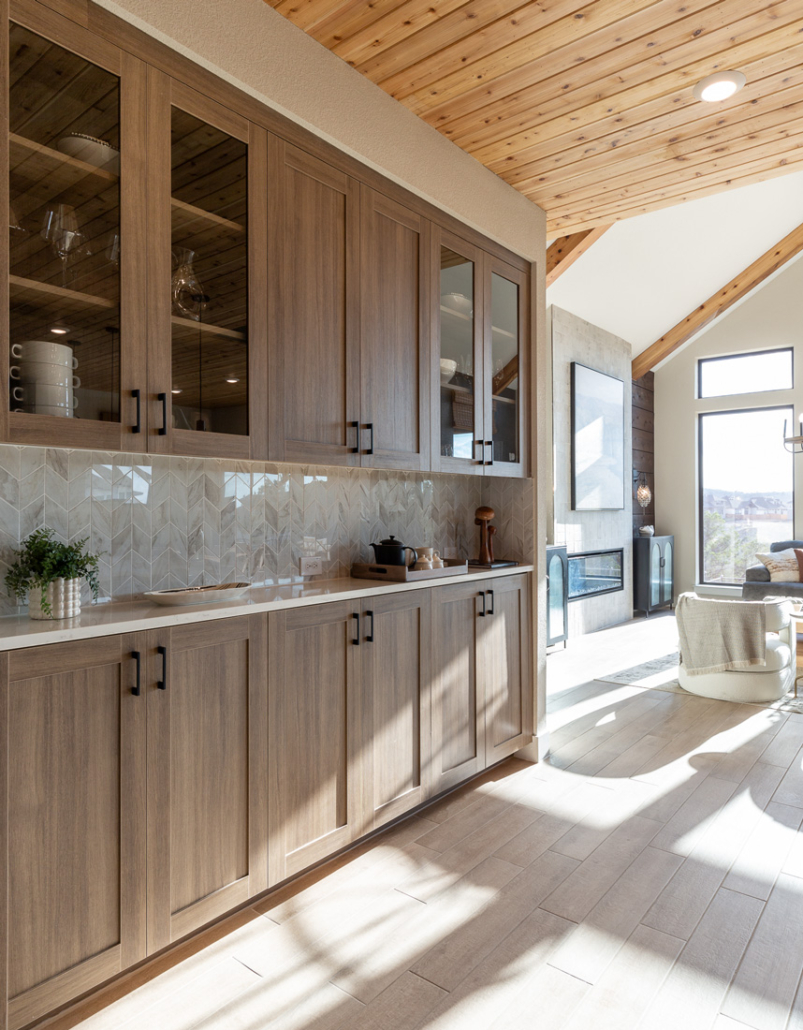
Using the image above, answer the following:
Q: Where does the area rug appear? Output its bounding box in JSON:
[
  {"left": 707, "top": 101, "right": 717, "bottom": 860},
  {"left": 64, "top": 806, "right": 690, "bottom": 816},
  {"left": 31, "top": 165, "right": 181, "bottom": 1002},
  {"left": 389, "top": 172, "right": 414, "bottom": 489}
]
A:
[{"left": 597, "top": 652, "right": 803, "bottom": 714}]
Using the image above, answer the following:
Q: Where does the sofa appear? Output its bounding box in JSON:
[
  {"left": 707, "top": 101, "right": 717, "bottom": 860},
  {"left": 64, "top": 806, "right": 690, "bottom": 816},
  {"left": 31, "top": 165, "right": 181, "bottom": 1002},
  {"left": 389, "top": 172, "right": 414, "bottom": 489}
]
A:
[
  {"left": 743, "top": 539, "right": 803, "bottom": 600},
  {"left": 678, "top": 596, "right": 795, "bottom": 703}
]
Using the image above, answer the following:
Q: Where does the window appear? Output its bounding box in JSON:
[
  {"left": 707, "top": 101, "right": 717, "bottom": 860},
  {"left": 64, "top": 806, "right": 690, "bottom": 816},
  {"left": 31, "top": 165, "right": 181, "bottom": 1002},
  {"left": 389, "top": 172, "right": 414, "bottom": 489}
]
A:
[
  {"left": 698, "top": 348, "right": 793, "bottom": 399},
  {"left": 698, "top": 406, "right": 794, "bottom": 585}
]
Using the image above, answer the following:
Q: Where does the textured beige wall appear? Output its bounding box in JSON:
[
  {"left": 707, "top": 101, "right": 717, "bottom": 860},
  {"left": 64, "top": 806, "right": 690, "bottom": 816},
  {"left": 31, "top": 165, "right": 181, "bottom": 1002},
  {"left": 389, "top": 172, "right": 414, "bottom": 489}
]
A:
[{"left": 96, "top": 0, "right": 545, "bottom": 262}]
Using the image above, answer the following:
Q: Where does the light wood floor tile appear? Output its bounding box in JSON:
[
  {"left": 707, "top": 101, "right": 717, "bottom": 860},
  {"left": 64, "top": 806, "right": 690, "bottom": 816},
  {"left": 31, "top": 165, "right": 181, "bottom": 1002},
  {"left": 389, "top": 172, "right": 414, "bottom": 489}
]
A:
[
  {"left": 484, "top": 963, "right": 590, "bottom": 1030},
  {"left": 347, "top": 972, "right": 446, "bottom": 1030},
  {"left": 772, "top": 743, "right": 803, "bottom": 808},
  {"left": 549, "top": 846, "right": 683, "bottom": 983},
  {"left": 560, "top": 924, "right": 685, "bottom": 1030},
  {"left": 759, "top": 713, "right": 803, "bottom": 768},
  {"left": 721, "top": 873, "right": 803, "bottom": 1030},
  {"left": 549, "top": 780, "right": 660, "bottom": 861},
  {"left": 649, "top": 776, "right": 739, "bottom": 856},
  {"left": 637, "top": 888, "right": 764, "bottom": 1030},
  {"left": 706, "top": 710, "right": 788, "bottom": 783},
  {"left": 724, "top": 800, "right": 803, "bottom": 900}
]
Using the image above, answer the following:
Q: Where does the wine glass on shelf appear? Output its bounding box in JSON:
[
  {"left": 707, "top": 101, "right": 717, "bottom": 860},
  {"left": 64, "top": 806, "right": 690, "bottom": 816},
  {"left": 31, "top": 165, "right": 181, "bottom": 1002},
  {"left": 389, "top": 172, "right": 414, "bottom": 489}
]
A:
[{"left": 40, "top": 204, "right": 86, "bottom": 287}]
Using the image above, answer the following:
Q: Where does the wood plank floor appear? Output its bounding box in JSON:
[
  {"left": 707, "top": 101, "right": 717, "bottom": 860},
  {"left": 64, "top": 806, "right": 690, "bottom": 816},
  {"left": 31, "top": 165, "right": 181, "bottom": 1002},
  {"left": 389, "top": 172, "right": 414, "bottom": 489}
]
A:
[{"left": 61, "top": 613, "right": 803, "bottom": 1030}]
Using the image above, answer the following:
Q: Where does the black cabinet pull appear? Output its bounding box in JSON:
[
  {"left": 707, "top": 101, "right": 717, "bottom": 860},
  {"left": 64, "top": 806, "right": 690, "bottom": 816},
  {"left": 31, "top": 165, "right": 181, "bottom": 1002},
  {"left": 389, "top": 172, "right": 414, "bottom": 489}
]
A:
[
  {"left": 350, "top": 420, "right": 360, "bottom": 453},
  {"left": 352, "top": 612, "right": 360, "bottom": 645},
  {"left": 131, "top": 650, "right": 141, "bottom": 695},
  {"left": 157, "top": 645, "right": 167, "bottom": 690},
  {"left": 366, "top": 610, "right": 374, "bottom": 643},
  {"left": 157, "top": 392, "right": 168, "bottom": 436},
  {"left": 485, "top": 440, "right": 494, "bottom": 466},
  {"left": 478, "top": 591, "right": 486, "bottom": 617},
  {"left": 487, "top": 589, "right": 495, "bottom": 615},
  {"left": 131, "top": 389, "right": 141, "bottom": 434},
  {"left": 475, "top": 439, "right": 484, "bottom": 464},
  {"left": 364, "top": 422, "right": 374, "bottom": 456}
]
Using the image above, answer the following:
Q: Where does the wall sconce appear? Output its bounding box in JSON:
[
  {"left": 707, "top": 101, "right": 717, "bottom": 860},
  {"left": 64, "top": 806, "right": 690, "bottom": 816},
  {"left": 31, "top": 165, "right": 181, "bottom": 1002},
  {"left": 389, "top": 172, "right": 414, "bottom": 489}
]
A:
[
  {"left": 634, "top": 471, "right": 652, "bottom": 508},
  {"left": 783, "top": 417, "right": 803, "bottom": 454}
]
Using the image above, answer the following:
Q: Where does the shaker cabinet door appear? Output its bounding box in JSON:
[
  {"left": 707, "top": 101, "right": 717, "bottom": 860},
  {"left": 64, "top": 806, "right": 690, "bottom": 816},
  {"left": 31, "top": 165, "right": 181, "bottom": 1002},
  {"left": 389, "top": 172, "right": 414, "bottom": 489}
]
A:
[
  {"left": 480, "top": 574, "right": 532, "bottom": 764},
  {"left": 0, "top": 635, "right": 146, "bottom": 1030},
  {"left": 268, "top": 138, "right": 361, "bottom": 466},
  {"left": 268, "top": 601, "right": 364, "bottom": 884},
  {"left": 359, "top": 591, "right": 433, "bottom": 828},
  {"left": 360, "top": 187, "right": 430, "bottom": 470},
  {"left": 145, "top": 615, "right": 268, "bottom": 953}
]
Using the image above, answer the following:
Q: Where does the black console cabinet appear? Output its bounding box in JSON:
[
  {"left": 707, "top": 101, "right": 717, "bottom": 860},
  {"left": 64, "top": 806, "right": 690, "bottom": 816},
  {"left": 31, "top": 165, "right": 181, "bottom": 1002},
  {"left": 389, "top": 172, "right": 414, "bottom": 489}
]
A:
[
  {"left": 546, "top": 545, "right": 569, "bottom": 646},
  {"left": 634, "top": 535, "right": 674, "bottom": 615}
]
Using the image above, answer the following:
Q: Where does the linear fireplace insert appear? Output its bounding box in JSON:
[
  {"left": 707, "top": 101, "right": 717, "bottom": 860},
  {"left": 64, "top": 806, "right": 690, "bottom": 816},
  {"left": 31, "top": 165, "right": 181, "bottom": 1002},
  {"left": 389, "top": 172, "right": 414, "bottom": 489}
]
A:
[{"left": 568, "top": 548, "right": 624, "bottom": 600}]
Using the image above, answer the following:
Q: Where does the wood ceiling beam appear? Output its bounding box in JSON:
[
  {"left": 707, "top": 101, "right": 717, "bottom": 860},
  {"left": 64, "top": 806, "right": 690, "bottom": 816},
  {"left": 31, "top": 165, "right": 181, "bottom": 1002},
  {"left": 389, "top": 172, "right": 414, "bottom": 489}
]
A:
[
  {"left": 545, "top": 227, "right": 609, "bottom": 286},
  {"left": 631, "top": 222, "right": 803, "bottom": 380}
]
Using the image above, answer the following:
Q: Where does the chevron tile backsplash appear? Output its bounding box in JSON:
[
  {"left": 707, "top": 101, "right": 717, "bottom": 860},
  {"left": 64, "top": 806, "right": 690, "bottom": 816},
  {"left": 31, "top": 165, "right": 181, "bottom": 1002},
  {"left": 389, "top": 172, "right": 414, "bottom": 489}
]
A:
[{"left": 0, "top": 446, "right": 533, "bottom": 615}]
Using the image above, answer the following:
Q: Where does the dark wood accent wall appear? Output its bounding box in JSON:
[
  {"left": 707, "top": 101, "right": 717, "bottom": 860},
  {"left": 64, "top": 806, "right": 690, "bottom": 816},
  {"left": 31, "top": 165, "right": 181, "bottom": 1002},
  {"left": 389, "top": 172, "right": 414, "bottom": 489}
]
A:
[{"left": 632, "top": 371, "right": 654, "bottom": 536}]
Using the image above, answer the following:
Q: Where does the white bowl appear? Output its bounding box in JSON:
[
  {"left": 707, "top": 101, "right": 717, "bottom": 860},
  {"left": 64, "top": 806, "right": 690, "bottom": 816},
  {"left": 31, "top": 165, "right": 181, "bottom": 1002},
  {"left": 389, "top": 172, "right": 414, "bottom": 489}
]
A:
[
  {"left": 12, "top": 341, "right": 77, "bottom": 367},
  {"left": 29, "top": 403, "right": 74, "bottom": 418},
  {"left": 14, "top": 361, "right": 80, "bottom": 388},
  {"left": 57, "top": 133, "right": 120, "bottom": 173},
  {"left": 144, "top": 583, "right": 251, "bottom": 606},
  {"left": 23, "top": 383, "right": 75, "bottom": 407},
  {"left": 441, "top": 292, "right": 473, "bottom": 316},
  {"left": 440, "top": 358, "right": 457, "bottom": 385}
]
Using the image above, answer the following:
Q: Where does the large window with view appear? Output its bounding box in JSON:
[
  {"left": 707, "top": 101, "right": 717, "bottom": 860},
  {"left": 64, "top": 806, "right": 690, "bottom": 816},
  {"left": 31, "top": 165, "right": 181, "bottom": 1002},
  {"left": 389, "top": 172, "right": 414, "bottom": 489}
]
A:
[{"left": 699, "top": 405, "right": 794, "bottom": 585}]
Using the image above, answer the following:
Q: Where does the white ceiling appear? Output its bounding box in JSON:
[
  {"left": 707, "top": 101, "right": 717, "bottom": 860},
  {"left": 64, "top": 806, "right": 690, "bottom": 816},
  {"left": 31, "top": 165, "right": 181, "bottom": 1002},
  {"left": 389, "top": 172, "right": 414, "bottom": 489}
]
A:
[{"left": 546, "top": 171, "right": 803, "bottom": 358}]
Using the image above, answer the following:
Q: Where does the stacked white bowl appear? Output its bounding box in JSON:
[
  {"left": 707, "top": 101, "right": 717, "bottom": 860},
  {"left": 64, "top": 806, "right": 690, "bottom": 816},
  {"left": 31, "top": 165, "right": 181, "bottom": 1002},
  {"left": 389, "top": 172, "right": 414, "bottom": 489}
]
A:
[{"left": 10, "top": 341, "right": 79, "bottom": 417}]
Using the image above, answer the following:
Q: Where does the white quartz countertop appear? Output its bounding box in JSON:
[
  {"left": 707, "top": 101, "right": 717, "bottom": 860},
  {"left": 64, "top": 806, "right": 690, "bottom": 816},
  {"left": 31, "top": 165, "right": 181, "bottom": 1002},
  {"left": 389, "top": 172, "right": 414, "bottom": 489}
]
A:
[{"left": 0, "top": 565, "right": 533, "bottom": 651}]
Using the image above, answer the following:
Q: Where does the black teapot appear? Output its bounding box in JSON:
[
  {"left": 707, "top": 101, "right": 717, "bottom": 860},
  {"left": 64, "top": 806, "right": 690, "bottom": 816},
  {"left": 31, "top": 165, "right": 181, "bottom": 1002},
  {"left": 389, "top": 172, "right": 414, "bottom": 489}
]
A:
[{"left": 369, "top": 535, "right": 418, "bottom": 567}]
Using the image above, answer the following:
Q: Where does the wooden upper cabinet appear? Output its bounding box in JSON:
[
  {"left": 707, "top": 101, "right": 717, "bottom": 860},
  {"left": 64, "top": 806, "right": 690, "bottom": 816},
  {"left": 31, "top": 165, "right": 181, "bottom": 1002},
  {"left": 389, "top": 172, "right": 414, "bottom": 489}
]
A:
[
  {"left": 146, "top": 72, "right": 268, "bottom": 459},
  {"left": 480, "top": 574, "right": 532, "bottom": 764},
  {"left": 0, "top": 634, "right": 146, "bottom": 1030},
  {"left": 268, "top": 137, "right": 360, "bottom": 466},
  {"left": 268, "top": 600, "right": 365, "bottom": 883},
  {"left": 144, "top": 615, "right": 268, "bottom": 953},
  {"left": 484, "top": 257, "right": 528, "bottom": 478},
  {"left": 2, "top": 6, "right": 148, "bottom": 450},
  {"left": 360, "top": 188, "right": 430, "bottom": 471}
]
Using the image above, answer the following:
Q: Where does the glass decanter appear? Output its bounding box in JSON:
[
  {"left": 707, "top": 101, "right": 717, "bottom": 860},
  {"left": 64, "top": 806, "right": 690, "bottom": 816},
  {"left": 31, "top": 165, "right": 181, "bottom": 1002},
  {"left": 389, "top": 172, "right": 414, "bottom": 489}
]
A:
[{"left": 171, "top": 248, "right": 209, "bottom": 321}]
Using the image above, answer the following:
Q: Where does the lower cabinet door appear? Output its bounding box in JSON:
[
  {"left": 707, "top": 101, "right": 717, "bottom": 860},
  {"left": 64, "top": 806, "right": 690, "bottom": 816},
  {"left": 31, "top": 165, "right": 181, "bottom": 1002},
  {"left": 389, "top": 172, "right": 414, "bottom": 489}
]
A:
[
  {"left": 480, "top": 574, "right": 532, "bottom": 764},
  {"left": 1, "top": 635, "right": 146, "bottom": 1030},
  {"left": 360, "top": 591, "right": 432, "bottom": 829},
  {"left": 430, "top": 581, "right": 486, "bottom": 796},
  {"left": 146, "top": 615, "right": 268, "bottom": 953},
  {"left": 268, "top": 601, "right": 364, "bottom": 885}
]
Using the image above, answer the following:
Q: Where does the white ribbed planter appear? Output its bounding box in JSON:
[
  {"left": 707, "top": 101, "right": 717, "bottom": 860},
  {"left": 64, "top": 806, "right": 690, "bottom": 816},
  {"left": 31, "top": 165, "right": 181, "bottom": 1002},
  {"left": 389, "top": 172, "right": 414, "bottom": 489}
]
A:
[{"left": 28, "top": 578, "right": 82, "bottom": 620}]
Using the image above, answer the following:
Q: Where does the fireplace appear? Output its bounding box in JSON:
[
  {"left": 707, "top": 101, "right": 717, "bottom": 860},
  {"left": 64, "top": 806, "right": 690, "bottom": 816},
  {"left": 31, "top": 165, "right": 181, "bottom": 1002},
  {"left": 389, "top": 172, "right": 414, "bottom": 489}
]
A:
[{"left": 568, "top": 548, "right": 624, "bottom": 600}]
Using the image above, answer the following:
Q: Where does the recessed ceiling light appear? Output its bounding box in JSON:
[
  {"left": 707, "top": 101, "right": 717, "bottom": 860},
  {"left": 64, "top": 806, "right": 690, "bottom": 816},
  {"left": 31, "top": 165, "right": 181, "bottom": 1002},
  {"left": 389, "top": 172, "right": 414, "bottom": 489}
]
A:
[
  {"left": 693, "top": 70, "right": 746, "bottom": 103},
  {"left": 226, "top": 377, "right": 239, "bottom": 384},
  {"left": 171, "top": 388, "right": 182, "bottom": 395},
  {"left": 51, "top": 327, "right": 68, "bottom": 335}
]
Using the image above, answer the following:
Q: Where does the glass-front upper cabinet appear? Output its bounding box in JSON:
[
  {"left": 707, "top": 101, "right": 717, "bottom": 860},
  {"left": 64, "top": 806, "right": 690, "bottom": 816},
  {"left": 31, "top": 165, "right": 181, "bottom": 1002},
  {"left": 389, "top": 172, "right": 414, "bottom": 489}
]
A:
[
  {"left": 148, "top": 75, "right": 266, "bottom": 458},
  {"left": 5, "top": 18, "right": 145, "bottom": 448},
  {"left": 485, "top": 257, "right": 527, "bottom": 477},
  {"left": 435, "top": 230, "right": 483, "bottom": 473}
]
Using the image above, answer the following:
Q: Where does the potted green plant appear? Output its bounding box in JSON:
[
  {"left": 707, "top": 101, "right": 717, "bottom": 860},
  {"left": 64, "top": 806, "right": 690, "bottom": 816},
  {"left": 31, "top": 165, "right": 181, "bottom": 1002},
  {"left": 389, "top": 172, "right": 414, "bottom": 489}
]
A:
[{"left": 5, "top": 528, "right": 100, "bottom": 620}]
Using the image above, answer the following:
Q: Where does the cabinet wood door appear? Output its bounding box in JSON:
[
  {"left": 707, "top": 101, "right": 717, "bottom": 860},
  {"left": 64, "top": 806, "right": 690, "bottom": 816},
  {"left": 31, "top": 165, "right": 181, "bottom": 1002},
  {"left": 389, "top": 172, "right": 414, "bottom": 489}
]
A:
[
  {"left": 2, "top": 7, "right": 148, "bottom": 451},
  {"left": 430, "top": 228, "right": 485, "bottom": 475},
  {"left": 360, "top": 187, "right": 430, "bottom": 470},
  {"left": 0, "top": 634, "right": 146, "bottom": 1030},
  {"left": 430, "top": 581, "right": 486, "bottom": 796},
  {"left": 359, "top": 592, "right": 432, "bottom": 829},
  {"left": 480, "top": 574, "right": 532, "bottom": 765},
  {"left": 268, "top": 600, "right": 363, "bottom": 884},
  {"left": 145, "top": 615, "right": 268, "bottom": 953},
  {"left": 146, "top": 72, "right": 268, "bottom": 459},
  {"left": 268, "top": 137, "right": 360, "bottom": 466}
]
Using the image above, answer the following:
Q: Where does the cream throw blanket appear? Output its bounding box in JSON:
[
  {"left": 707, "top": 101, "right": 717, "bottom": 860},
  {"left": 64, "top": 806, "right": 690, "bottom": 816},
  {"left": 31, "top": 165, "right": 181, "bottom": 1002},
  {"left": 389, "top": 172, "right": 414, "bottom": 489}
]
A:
[{"left": 676, "top": 593, "right": 767, "bottom": 675}]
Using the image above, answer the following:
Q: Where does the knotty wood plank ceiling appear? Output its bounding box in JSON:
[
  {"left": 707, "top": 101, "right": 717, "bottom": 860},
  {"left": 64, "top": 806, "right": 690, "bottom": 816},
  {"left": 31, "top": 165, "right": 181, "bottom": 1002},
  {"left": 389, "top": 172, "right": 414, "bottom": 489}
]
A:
[{"left": 264, "top": 0, "right": 803, "bottom": 235}]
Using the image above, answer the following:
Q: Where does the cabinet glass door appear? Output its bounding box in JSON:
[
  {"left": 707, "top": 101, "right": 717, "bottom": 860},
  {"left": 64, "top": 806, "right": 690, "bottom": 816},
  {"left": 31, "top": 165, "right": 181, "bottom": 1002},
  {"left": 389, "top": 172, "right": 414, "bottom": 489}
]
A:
[
  {"left": 650, "top": 542, "right": 661, "bottom": 608},
  {"left": 436, "top": 231, "right": 483, "bottom": 472},
  {"left": 547, "top": 551, "right": 566, "bottom": 645},
  {"left": 168, "top": 107, "right": 248, "bottom": 439},
  {"left": 662, "top": 541, "right": 673, "bottom": 606},
  {"left": 488, "top": 264, "right": 524, "bottom": 473},
  {"left": 7, "top": 22, "right": 127, "bottom": 441}
]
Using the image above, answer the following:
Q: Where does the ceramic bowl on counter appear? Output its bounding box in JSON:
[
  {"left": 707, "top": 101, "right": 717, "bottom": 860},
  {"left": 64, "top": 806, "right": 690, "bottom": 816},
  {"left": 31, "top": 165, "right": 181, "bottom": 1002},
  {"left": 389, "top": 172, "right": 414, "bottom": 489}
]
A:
[{"left": 144, "top": 582, "right": 251, "bottom": 606}]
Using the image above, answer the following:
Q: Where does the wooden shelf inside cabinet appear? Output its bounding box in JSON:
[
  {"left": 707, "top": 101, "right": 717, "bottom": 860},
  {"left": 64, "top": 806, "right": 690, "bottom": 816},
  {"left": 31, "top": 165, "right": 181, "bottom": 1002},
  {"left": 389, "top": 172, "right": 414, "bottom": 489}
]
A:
[
  {"left": 10, "top": 274, "right": 116, "bottom": 314},
  {"left": 171, "top": 315, "right": 246, "bottom": 342},
  {"left": 443, "top": 379, "right": 515, "bottom": 405},
  {"left": 171, "top": 197, "right": 245, "bottom": 254},
  {"left": 10, "top": 133, "right": 119, "bottom": 218}
]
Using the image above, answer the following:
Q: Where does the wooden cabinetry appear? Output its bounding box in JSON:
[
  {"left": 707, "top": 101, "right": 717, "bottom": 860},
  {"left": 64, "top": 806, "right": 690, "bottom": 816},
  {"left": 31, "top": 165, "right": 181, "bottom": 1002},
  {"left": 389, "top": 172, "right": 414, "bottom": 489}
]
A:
[
  {"left": 430, "top": 574, "right": 532, "bottom": 793},
  {"left": 145, "top": 616, "right": 268, "bottom": 952},
  {"left": 432, "top": 228, "right": 528, "bottom": 476},
  {"left": 0, "top": 635, "right": 146, "bottom": 1030}
]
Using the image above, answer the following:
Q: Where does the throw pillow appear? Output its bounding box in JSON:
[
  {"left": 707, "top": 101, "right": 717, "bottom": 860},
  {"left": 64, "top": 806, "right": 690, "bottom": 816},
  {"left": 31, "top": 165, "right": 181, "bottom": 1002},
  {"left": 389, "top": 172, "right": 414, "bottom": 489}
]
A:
[{"left": 756, "top": 548, "right": 802, "bottom": 582}]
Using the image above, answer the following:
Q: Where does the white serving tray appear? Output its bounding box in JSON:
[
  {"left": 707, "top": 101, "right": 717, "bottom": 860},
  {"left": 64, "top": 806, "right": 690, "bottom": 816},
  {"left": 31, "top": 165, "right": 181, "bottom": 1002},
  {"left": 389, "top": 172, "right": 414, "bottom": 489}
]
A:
[{"left": 144, "top": 582, "right": 250, "bottom": 606}]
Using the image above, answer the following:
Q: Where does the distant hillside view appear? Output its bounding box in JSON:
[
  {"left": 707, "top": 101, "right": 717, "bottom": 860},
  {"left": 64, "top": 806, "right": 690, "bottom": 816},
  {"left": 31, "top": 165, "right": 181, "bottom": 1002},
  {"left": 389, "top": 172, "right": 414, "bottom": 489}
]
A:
[{"left": 701, "top": 489, "right": 793, "bottom": 584}]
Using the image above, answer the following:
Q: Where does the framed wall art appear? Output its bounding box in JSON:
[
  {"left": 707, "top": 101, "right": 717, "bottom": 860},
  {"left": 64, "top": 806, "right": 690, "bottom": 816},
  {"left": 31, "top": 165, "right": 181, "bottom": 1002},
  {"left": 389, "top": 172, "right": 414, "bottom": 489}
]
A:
[{"left": 571, "top": 362, "right": 625, "bottom": 511}]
